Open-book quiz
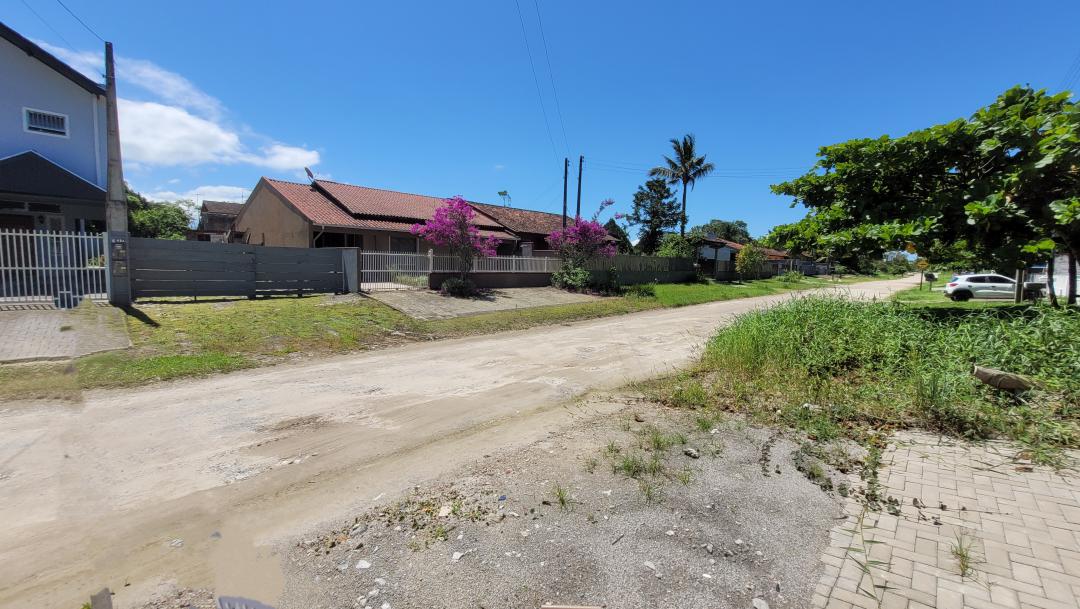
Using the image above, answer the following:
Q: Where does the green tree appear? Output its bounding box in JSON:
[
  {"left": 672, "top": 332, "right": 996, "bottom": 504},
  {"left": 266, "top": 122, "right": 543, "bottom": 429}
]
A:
[
  {"left": 772, "top": 86, "right": 1080, "bottom": 302},
  {"left": 692, "top": 219, "right": 751, "bottom": 243},
  {"left": 603, "top": 218, "right": 634, "bottom": 254},
  {"left": 125, "top": 185, "right": 191, "bottom": 239},
  {"left": 627, "top": 178, "right": 680, "bottom": 254},
  {"left": 735, "top": 243, "right": 767, "bottom": 280},
  {"left": 655, "top": 233, "right": 698, "bottom": 258},
  {"left": 649, "top": 134, "right": 715, "bottom": 236}
]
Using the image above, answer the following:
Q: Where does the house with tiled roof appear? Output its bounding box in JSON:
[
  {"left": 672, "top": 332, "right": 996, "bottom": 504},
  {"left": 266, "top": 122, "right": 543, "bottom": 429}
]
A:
[
  {"left": 468, "top": 202, "right": 568, "bottom": 255},
  {"left": 190, "top": 200, "right": 244, "bottom": 242},
  {"left": 233, "top": 177, "right": 518, "bottom": 253}
]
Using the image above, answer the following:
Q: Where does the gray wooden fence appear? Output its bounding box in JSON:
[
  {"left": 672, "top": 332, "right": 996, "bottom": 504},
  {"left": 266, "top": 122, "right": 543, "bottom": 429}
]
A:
[
  {"left": 129, "top": 238, "right": 345, "bottom": 299},
  {"left": 585, "top": 254, "right": 696, "bottom": 285}
]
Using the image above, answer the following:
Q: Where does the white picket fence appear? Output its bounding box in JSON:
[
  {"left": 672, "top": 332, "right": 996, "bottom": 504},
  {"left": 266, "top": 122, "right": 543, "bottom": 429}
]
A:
[{"left": 0, "top": 229, "right": 108, "bottom": 306}]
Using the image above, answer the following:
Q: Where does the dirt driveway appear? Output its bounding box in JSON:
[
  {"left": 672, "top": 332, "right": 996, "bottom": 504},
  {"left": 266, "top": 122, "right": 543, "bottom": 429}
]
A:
[{"left": 0, "top": 277, "right": 918, "bottom": 608}]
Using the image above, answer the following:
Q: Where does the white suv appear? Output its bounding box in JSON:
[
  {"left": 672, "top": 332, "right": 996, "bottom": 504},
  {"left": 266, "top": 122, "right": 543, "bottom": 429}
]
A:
[{"left": 944, "top": 273, "right": 1015, "bottom": 301}]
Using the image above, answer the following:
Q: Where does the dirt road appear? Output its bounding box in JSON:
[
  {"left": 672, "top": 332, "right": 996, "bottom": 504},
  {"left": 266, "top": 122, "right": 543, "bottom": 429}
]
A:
[{"left": 0, "top": 277, "right": 917, "bottom": 608}]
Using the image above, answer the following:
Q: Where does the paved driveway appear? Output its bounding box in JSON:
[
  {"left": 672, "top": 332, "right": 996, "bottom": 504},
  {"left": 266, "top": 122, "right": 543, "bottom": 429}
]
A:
[
  {"left": 368, "top": 286, "right": 601, "bottom": 320},
  {"left": 0, "top": 304, "right": 130, "bottom": 363}
]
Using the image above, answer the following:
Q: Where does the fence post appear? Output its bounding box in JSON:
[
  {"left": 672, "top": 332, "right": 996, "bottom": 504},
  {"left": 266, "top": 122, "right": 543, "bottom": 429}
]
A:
[
  {"left": 342, "top": 248, "right": 359, "bottom": 293},
  {"left": 428, "top": 248, "right": 433, "bottom": 274},
  {"left": 105, "top": 231, "right": 132, "bottom": 305}
]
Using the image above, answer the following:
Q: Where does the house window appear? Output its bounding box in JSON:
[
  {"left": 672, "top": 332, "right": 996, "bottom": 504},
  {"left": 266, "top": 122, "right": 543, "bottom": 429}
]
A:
[
  {"left": 24, "top": 108, "right": 68, "bottom": 137},
  {"left": 390, "top": 235, "right": 417, "bottom": 252}
]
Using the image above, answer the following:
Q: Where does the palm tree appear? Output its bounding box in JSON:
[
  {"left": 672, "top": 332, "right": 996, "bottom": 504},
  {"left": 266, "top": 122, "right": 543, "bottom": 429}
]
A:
[{"left": 649, "top": 134, "right": 715, "bottom": 235}]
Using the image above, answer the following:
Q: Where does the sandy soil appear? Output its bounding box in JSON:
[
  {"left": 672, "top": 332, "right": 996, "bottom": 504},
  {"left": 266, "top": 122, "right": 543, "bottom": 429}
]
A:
[
  {"left": 0, "top": 277, "right": 917, "bottom": 608},
  {"left": 275, "top": 403, "right": 852, "bottom": 609}
]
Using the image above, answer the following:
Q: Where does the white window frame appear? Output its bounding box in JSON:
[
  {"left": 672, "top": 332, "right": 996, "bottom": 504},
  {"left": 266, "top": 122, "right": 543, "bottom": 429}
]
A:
[{"left": 23, "top": 107, "right": 70, "bottom": 138}]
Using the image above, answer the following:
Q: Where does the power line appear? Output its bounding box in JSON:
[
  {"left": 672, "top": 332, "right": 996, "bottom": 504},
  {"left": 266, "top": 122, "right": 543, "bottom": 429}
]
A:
[
  {"left": 20, "top": 0, "right": 76, "bottom": 50},
  {"left": 55, "top": 0, "right": 104, "bottom": 42},
  {"left": 513, "top": 0, "right": 559, "bottom": 160},
  {"left": 1060, "top": 49, "right": 1080, "bottom": 93},
  {"left": 532, "top": 0, "right": 570, "bottom": 154}
]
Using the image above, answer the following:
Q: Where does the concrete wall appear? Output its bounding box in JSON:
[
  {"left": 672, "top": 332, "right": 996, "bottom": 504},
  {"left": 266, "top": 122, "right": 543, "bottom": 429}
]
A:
[
  {"left": 0, "top": 38, "right": 106, "bottom": 188},
  {"left": 235, "top": 183, "right": 311, "bottom": 247},
  {"left": 429, "top": 272, "right": 552, "bottom": 290}
]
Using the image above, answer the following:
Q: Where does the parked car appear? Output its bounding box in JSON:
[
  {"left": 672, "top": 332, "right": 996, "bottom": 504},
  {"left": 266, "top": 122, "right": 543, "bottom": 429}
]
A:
[{"left": 944, "top": 273, "right": 1018, "bottom": 301}]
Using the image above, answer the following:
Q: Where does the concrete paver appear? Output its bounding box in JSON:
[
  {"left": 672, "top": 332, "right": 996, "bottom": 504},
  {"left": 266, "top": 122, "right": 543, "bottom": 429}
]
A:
[
  {"left": 0, "top": 303, "right": 129, "bottom": 363},
  {"left": 814, "top": 432, "right": 1080, "bottom": 609},
  {"left": 368, "top": 285, "right": 601, "bottom": 319}
]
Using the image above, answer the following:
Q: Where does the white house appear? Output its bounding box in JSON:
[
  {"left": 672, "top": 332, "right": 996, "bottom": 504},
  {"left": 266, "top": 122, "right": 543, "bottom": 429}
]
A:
[
  {"left": 0, "top": 20, "right": 108, "bottom": 232},
  {"left": 1028, "top": 253, "right": 1079, "bottom": 298}
]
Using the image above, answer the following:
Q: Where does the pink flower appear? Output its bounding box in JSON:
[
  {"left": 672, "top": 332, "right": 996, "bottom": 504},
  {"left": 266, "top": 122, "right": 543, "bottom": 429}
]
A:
[{"left": 412, "top": 196, "right": 500, "bottom": 278}]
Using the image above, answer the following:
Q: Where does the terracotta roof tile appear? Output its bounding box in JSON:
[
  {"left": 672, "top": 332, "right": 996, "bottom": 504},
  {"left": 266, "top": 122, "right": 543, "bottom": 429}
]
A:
[
  {"left": 315, "top": 180, "right": 445, "bottom": 221},
  {"left": 201, "top": 200, "right": 243, "bottom": 215},
  {"left": 263, "top": 178, "right": 362, "bottom": 228},
  {"left": 469, "top": 202, "right": 566, "bottom": 236},
  {"left": 262, "top": 178, "right": 515, "bottom": 240}
]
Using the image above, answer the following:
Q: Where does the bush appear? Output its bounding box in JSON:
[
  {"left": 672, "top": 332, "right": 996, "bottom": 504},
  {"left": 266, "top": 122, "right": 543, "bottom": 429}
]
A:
[
  {"left": 439, "top": 277, "right": 477, "bottom": 297},
  {"left": 623, "top": 283, "right": 657, "bottom": 298},
  {"left": 551, "top": 264, "right": 592, "bottom": 292},
  {"left": 779, "top": 270, "right": 806, "bottom": 284}
]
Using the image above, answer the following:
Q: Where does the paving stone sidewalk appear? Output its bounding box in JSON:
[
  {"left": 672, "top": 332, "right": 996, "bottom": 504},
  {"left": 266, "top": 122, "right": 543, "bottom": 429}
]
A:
[
  {"left": 813, "top": 431, "right": 1080, "bottom": 609},
  {"left": 0, "top": 304, "right": 130, "bottom": 363}
]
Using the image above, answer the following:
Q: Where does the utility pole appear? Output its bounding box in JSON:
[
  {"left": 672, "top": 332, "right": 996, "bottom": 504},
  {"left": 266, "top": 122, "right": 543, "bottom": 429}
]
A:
[
  {"left": 562, "top": 157, "right": 568, "bottom": 228},
  {"left": 104, "top": 40, "right": 131, "bottom": 306},
  {"left": 575, "top": 155, "right": 583, "bottom": 219},
  {"left": 105, "top": 42, "right": 126, "bottom": 233}
]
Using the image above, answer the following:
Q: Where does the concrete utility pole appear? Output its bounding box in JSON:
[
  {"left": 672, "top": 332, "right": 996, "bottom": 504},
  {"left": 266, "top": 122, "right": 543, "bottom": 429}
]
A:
[
  {"left": 104, "top": 42, "right": 126, "bottom": 232},
  {"left": 562, "top": 157, "right": 568, "bottom": 228},
  {"left": 104, "top": 41, "right": 132, "bottom": 306},
  {"left": 575, "top": 155, "right": 583, "bottom": 219}
]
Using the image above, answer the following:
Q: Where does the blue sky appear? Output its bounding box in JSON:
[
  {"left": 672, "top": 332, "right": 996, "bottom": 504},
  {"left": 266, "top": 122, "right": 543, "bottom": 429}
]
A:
[{"left": 6, "top": 1, "right": 1080, "bottom": 236}]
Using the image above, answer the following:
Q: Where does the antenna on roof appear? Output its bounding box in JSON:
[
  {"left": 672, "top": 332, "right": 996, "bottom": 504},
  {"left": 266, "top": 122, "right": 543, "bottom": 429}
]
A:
[
  {"left": 498, "top": 190, "right": 511, "bottom": 207},
  {"left": 305, "top": 167, "right": 315, "bottom": 182}
]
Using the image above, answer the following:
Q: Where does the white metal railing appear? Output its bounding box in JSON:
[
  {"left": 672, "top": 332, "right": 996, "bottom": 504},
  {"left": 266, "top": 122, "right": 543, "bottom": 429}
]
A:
[
  {"left": 358, "top": 250, "right": 696, "bottom": 291},
  {"left": 0, "top": 229, "right": 107, "bottom": 307},
  {"left": 359, "top": 251, "right": 564, "bottom": 291},
  {"left": 433, "top": 254, "right": 563, "bottom": 274}
]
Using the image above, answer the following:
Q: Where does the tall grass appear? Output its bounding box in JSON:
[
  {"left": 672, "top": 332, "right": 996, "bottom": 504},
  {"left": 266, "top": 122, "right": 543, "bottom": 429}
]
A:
[{"left": 680, "top": 296, "right": 1078, "bottom": 463}]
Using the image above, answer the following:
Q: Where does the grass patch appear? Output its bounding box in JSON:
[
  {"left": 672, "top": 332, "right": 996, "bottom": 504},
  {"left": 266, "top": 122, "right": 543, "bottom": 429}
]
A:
[
  {"left": 1, "top": 274, "right": 889, "bottom": 399},
  {"left": 551, "top": 482, "right": 573, "bottom": 511},
  {"left": 950, "top": 529, "right": 979, "bottom": 578},
  {"left": 615, "top": 453, "right": 646, "bottom": 478},
  {"left": 893, "top": 285, "right": 1028, "bottom": 310},
  {"left": 649, "top": 295, "right": 1079, "bottom": 466}
]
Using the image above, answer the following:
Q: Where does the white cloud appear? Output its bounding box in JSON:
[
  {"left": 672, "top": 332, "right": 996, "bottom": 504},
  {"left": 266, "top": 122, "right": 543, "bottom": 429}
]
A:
[
  {"left": 119, "top": 56, "right": 224, "bottom": 120},
  {"left": 119, "top": 100, "right": 241, "bottom": 165},
  {"left": 146, "top": 185, "right": 249, "bottom": 203},
  {"left": 242, "top": 144, "right": 321, "bottom": 172},
  {"left": 37, "top": 41, "right": 319, "bottom": 172}
]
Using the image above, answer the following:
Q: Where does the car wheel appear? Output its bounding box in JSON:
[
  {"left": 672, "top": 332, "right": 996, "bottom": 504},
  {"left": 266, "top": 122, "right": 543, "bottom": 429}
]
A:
[{"left": 951, "top": 290, "right": 972, "bottom": 302}]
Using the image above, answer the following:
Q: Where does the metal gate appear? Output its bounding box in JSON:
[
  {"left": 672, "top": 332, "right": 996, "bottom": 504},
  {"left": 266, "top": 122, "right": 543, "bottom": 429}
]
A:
[
  {"left": 0, "top": 229, "right": 107, "bottom": 307},
  {"left": 360, "top": 251, "right": 431, "bottom": 291}
]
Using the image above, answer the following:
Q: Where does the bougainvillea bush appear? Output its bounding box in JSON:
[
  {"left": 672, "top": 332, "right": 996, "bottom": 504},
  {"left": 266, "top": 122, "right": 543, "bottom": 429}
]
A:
[
  {"left": 411, "top": 196, "right": 500, "bottom": 290},
  {"left": 549, "top": 199, "right": 618, "bottom": 291}
]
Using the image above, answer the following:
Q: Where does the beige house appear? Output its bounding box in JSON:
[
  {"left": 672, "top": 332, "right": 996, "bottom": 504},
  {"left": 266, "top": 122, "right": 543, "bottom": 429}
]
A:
[{"left": 233, "top": 178, "right": 517, "bottom": 254}]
